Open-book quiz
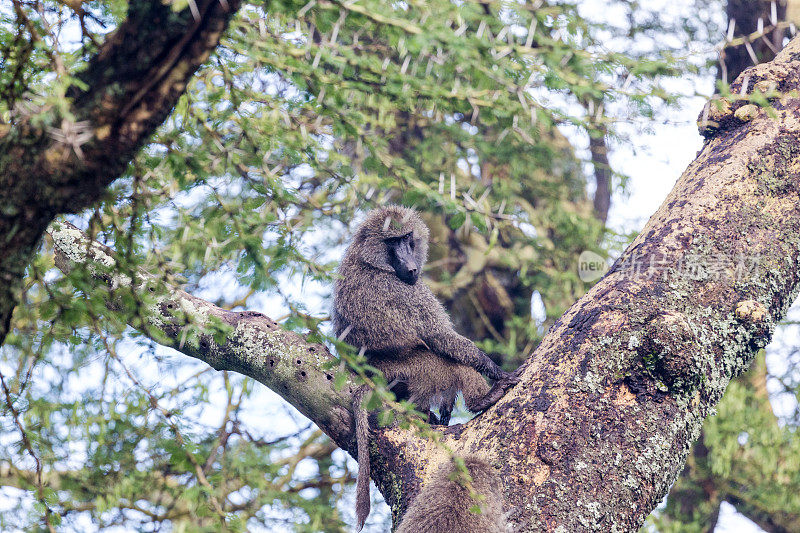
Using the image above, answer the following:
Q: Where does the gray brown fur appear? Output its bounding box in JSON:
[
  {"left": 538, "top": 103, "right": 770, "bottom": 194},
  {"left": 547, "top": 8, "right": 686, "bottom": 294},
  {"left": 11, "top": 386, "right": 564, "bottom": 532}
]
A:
[
  {"left": 332, "top": 205, "right": 514, "bottom": 382},
  {"left": 396, "top": 456, "right": 508, "bottom": 533},
  {"left": 370, "top": 349, "right": 490, "bottom": 422},
  {"left": 332, "top": 205, "right": 518, "bottom": 529}
]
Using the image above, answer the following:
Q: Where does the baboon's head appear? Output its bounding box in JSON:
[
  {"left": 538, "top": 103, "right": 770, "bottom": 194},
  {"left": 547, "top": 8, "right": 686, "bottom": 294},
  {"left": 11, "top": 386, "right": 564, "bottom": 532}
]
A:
[{"left": 352, "top": 205, "right": 429, "bottom": 285}]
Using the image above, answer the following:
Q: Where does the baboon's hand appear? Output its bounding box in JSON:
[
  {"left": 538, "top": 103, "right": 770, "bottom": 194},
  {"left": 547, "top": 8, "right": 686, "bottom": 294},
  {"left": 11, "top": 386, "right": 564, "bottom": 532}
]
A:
[
  {"left": 471, "top": 370, "right": 520, "bottom": 412},
  {"left": 499, "top": 368, "right": 521, "bottom": 387}
]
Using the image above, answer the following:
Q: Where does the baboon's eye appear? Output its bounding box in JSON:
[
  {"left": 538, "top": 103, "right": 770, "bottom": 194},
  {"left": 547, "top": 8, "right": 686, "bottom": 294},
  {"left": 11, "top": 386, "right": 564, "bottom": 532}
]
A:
[{"left": 384, "top": 233, "right": 412, "bottom": 245}]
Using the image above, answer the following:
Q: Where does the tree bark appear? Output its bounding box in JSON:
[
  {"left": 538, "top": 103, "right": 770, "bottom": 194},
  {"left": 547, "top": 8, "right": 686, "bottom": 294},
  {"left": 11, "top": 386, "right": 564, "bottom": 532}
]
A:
[
  {"left": 50, "top": 34, "right": 800, "bottom": 533},
  {"left": 0, "top": 0, "right": 244, "bottom": 345},
  {"left": 663, "top": 3, "right": 800, "bottom": 529}
]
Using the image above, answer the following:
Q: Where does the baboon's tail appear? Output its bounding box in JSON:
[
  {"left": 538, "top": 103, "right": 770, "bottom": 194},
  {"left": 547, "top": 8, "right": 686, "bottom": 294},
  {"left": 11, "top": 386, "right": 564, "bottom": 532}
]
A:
[{"left": 353, "top": 385, "right": 371, "bottom": 531}]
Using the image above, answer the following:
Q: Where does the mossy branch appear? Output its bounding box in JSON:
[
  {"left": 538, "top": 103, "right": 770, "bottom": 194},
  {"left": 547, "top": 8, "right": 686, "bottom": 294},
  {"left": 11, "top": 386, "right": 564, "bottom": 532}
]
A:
[{"left": 49, "top": 221, "right": 358, "bottom": 449}]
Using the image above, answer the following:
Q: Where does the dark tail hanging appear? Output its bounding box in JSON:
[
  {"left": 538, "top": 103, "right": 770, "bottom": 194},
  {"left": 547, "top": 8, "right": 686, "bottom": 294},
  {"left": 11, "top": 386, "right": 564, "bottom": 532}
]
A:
[{"left": 353, "top": 385, "right": 371, "bottom": 531}]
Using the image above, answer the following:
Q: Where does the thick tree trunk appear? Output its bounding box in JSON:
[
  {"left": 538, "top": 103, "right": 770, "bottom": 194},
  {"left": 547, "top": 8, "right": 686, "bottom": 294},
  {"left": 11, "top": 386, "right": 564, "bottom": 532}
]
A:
[
  {"left": 663, "top": 3, "right": 800, "bottom": 529},
  {"left": 368, "top": 38, "right": 800, "bottom": 530},
  {"left": 49, "top": 32, "right": 800, "bottom": 533}
]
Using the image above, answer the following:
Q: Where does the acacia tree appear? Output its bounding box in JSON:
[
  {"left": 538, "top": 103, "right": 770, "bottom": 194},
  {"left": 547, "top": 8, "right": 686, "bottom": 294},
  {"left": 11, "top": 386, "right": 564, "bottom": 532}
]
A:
[
  {"left": 1, "top": 1, "right": 652, "bottom": 529},
  {"left": 2, "top": 1, "right": 797, "bottom": 532},
  {"left": 47, "top": 38, "right": 800, "bottom": 531}
]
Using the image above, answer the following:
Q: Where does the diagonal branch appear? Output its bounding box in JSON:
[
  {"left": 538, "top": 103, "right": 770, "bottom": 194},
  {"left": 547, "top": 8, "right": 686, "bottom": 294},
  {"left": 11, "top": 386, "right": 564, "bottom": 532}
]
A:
[{"left": 0, "top": 0, "right": 245, "bottom": 344}]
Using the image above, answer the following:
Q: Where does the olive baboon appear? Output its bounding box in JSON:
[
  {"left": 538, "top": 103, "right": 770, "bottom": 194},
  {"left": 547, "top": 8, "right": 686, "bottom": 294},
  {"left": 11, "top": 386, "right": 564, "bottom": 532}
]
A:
[
  {"left": 332, "top": 205, "right": 518, "bottom": 529},
  {"left": 396, "top": 456, "right": 508, "bottom": 533}
]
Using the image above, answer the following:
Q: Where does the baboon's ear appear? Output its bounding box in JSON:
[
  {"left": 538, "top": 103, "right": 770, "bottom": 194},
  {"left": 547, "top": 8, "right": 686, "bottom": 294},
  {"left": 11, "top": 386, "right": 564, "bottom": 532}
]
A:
[{"left": 358, "top": 233, "right": 395, "bottom": 272}]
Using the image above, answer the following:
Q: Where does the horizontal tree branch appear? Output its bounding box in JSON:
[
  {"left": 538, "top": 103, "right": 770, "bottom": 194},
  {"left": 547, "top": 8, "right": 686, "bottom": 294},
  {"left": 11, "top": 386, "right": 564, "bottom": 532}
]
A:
[{"left": 49, "top": 221, "right": 358, "bottom": 450}]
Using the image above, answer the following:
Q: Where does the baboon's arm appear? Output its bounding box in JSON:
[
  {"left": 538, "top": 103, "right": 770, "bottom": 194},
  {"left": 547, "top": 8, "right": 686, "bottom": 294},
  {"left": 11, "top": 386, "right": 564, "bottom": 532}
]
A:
[{"left": 422, "top": 329, "right": 506, "bottom": 380}]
